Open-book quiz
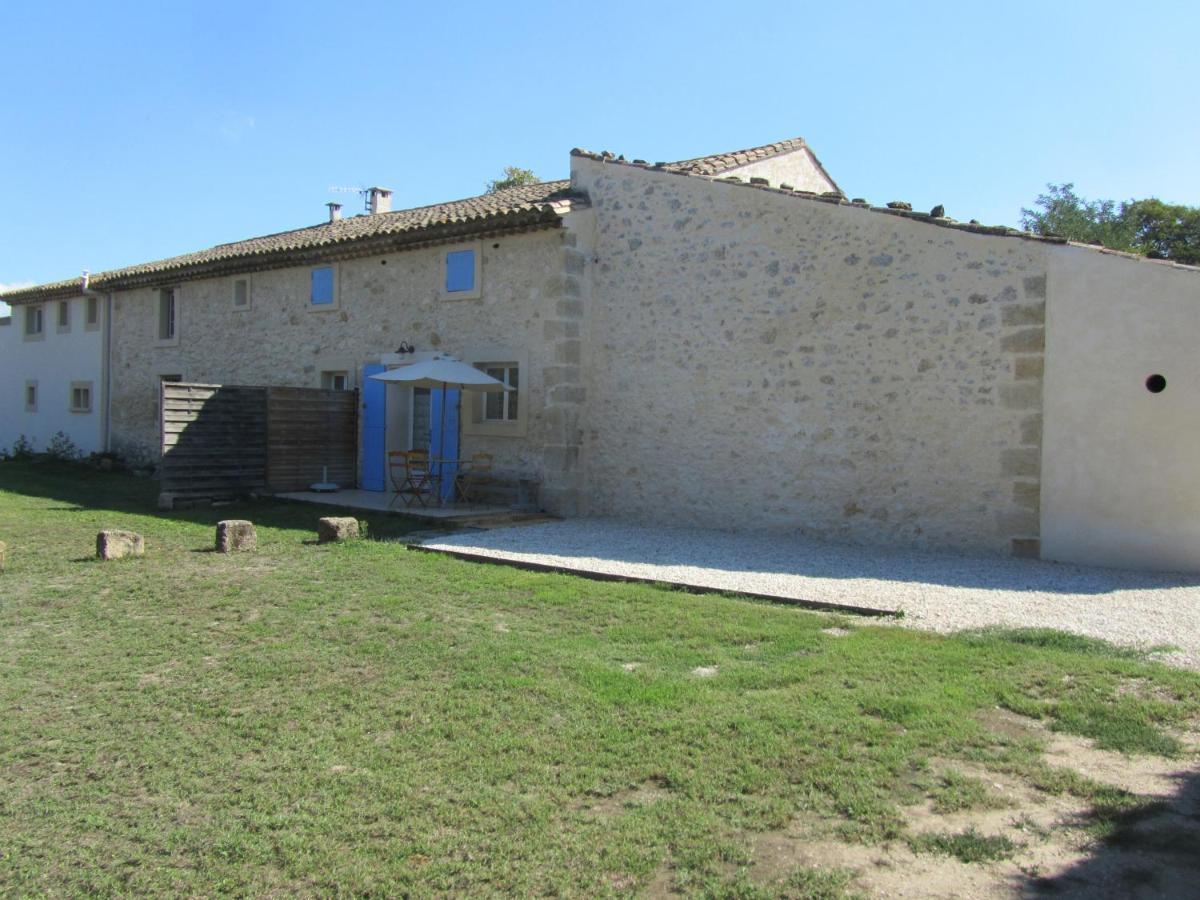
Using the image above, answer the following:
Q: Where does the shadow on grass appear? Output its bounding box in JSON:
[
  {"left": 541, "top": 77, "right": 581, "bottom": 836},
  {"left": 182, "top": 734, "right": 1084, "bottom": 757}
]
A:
[
  {"left": 1019, "top": 769, "right": 1200, "bottom": 897},
  {"left": 0, "top": 460, "right": 430, "bottom": 542}
]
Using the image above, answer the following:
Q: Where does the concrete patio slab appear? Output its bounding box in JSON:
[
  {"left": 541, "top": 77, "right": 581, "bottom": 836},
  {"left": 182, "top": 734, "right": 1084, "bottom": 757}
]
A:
[{"left": 274, "top": 489, "right": 536, "bottom": 526}]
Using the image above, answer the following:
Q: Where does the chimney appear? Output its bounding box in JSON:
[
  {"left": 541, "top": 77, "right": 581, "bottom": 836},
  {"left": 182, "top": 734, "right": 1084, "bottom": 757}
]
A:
[
  {"left": 326, "top": 202, "right": 343, "bottom": 223},
  {"left": 367, "top": 186, "right": 393, "bottom": 215}
]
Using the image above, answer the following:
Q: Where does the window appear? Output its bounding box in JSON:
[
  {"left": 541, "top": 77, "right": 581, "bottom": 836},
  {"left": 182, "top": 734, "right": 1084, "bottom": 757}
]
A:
[
  {"left": 57, "top": 300, "right": 70, "bottom": 331},
  {"left": 23, "top": 305, "right": 44, "bottom": 339},
  {"left": 85, "top": 296, "right": 100, "bottom": 330},
  {"left": 69, "top": 381, "right": 93, "bottom": 414},
  {"left": 158, "top": 289, "right": 177, "bottom": 342},
  {"left": 321, "top": 370, "right": 350, "bottom": 391},
  {"left": 462, "top": 348, "right": 527, "bottom": 438},
  {"left": 24, "top": 380, "right": 37, "bottom": 412},
  {"left": 232, "top": 277, "right": 250, "bottom": 310},
  {"left": 310, "top": 266, "right": 336, "bottom": 307},
  {"left": 442, "top": 243, "right": 481, "bottom": 299},
  {"left": 482, "top": 364, "right": 519, "bottom": 421}
]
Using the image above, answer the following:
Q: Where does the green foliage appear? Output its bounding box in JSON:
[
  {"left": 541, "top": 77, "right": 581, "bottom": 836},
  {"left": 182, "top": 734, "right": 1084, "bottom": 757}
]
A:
[
  {"left": 1124, "top": 198, "right": 1200, "bottom": 264},
  {"left": 45, "top": 431, "right": 80, "bottom": 461},
  {"left": 966, "top": 627, "right": 1144, "bottom": 658},
  {"left": 930, "top": 771, "right": 1008, "bottom": 814},
  {"left": 1021, "top": 183, "right": 1200, "bottom": 264},
  {"left": 908, "top": 828, "right": 1018, "bottom": 863},
  {"left": 1020, "top": 183, "right": 1138, "bottom": 251},
  {"left": 486, "top": 165, "right": 539, "bottom": 193},
  {"left": 6, "top": 435, "right": 35, "bottom": 460}
]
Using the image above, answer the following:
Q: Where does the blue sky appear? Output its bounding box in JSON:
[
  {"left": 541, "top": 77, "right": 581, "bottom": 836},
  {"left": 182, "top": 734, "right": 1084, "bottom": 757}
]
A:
[{"left": 2, "top": 0, "right": 1198, "bottom": 314}]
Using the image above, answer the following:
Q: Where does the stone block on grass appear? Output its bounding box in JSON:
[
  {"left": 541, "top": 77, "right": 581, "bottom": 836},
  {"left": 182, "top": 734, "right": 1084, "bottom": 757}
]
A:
[
  {"left": 317, "top": 517, "right": 360, "bottom": 543},
  {"left": 96, "top": 530, "right": 145, "bottom": 561},
  {"left": 216, "top": 520, "right": 257, "bottom": 553}
]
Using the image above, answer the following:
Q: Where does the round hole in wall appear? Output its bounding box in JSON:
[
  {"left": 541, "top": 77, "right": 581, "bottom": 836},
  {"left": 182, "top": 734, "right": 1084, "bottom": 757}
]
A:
[
  {"left": 380, "top": 259, "right": 388, "bottom": 265},
  {"left": 1146, "top": 374, "right": 1167, "bottom": 394},
  {"left": 493, "top": 243, "right": 500, "bottom": 249}
]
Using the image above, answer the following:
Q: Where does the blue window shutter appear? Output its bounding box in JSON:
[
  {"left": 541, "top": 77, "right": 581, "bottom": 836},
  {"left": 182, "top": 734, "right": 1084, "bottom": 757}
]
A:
[
  {"left": 311, "top": 267, "right": 335, "bottom": 305},
  {"left": 445, "top": 250, "right": 475, "bottom": 293},
  {"left": 360, "top": 364, "right": 387, "bottom": 491}
]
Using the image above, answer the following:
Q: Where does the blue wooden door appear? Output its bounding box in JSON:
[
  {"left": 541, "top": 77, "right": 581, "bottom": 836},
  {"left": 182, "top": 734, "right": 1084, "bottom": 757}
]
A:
[
  {"left": 429, "top": 387, "right": 460, "bottom": 502},
  {"left": 361, "top": 364, "right": 387, "bottom": 491}
]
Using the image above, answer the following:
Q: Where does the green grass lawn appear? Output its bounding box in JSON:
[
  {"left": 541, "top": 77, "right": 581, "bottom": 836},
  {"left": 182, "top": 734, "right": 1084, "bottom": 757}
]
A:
[{"left": 1, "top": 461, "right": 1197, "bottom": 897}]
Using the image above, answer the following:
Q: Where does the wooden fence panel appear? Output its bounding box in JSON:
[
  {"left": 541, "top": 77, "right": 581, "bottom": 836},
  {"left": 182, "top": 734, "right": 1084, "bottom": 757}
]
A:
[
  {"left": 159, "top": 382, "right": 359, "bottom": 499},
  {"left": 265, "top": 387, "right": 359, "bottom": 492},
  {"left": 160, "top": 382, "right": 268, "bottom": 499}
]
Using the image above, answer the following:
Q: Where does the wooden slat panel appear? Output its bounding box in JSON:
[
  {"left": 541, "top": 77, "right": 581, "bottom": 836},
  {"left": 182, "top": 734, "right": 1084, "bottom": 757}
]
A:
[
  {"left": 161, "top": 382, "right": 269, "bottom": 497},
  {"left": 265, "top": 386, "right": 358, "bottom": 492},
  {"left": 160, "top": 382, "right": 358, "bottom": 496}
]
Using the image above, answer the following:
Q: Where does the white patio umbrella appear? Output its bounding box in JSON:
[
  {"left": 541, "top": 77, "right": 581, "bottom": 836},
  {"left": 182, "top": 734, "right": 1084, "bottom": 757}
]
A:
[{"left": 368, "top": 354, "right": 511, "bottom": 498}]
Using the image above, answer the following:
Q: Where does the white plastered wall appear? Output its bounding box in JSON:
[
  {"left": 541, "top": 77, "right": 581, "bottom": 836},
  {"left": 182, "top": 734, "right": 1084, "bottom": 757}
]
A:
[
  {"left": 0, "top": 298, "right": 105, "bottom": 456},
  {"left": 1041, "top": 246, "right": 1200, "bottom": 572}
]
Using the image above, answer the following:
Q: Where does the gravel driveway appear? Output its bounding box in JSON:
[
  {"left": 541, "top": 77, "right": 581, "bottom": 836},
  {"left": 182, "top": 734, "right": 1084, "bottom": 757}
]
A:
[{"left": 419, "top": 519, "right": 1200, "bottom": 670}]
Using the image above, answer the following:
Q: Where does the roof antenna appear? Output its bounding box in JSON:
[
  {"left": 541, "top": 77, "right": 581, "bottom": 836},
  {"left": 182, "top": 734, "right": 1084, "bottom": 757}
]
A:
[{"left": 329, "top": 185, "right": 369, "bottom": 214}]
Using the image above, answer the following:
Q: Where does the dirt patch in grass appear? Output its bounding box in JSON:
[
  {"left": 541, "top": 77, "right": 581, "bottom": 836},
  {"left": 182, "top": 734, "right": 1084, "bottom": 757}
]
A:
[
  {"left": 740, "top": 726, "right": 1200, "bottom": 898},
  {"left": 1116, "top": 677, "right": 1180, "bottom": 704},
  {"left": 1042, "top": 731, "right": 1194, "bottom": 799},
  {"left": 578, "top": 777, "right": 672, "bottom": 818}
]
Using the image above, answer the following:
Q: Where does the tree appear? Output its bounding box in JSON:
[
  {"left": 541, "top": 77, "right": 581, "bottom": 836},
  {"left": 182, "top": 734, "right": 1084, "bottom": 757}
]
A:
[
  {"left": 486, "top": 166, "right": 539, "bottom": 193},
  {"left": 1019, "top": 183, "right": 1136, "bottom": 252},
  {"left": 1020, "top": 183, "right": 1200, "bottom": 265},
  {"left": 1124, "top": 198, "right": 1200, "bottom": 265}
]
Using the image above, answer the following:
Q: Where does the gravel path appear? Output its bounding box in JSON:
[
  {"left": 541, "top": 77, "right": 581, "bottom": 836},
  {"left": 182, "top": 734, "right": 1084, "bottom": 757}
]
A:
[{"left": 419, "top": 519, "right": 1200, "bottom": 670}]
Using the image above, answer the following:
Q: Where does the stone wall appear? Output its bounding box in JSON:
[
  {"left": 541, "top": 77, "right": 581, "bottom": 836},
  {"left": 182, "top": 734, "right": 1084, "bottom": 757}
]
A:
[
  {"left": 108, "top": 230, "right": 565, "bottom": 500},
  {"left": 572, "top": 157, "right": 1047, "bottom": 554},
  {"left": 720, "top": 147, "right": 838, "bottom": 194}
]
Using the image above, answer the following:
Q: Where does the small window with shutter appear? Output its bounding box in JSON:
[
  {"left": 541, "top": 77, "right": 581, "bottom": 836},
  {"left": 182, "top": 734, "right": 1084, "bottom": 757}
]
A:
[
  {"left": 310, "top": 266, "right": 337, "bottom": 308},
  {"left": 232, "top": 277, "right": 250, "bottom": 310},
  {"left": 85, "top": 296, "right": 100, "bottom": 330},
  {"left": 157, "top": 289, "right": 177, "bottom": 343}
]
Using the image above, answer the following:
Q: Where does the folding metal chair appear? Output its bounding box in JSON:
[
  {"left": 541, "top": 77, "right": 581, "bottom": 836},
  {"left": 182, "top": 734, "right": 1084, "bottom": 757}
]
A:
[
  {"left": 389, "top": 450, "right": 436, "bottom": 508},
  {"left": 454, "top": 452, "right": 494, "bottom": 504}
]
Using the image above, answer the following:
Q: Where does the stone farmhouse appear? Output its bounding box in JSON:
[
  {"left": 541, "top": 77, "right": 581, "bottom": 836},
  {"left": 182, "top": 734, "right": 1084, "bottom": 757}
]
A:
[{"left": 2, "top": 136, "right": 1198, "bottom": 572}]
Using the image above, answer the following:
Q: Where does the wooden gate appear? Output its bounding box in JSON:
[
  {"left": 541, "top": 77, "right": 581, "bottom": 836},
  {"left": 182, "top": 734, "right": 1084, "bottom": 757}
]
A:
[{"left": 159, "top": 381, "right": 358, "bottom": 502}]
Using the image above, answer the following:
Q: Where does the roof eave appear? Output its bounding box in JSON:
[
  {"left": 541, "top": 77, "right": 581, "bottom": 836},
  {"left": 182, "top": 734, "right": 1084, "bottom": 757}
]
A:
[{"left": 1, "top": 202, "right": 576, "bottom": 303}]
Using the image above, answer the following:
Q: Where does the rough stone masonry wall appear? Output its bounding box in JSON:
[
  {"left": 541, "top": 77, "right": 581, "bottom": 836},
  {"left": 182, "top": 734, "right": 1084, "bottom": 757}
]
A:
[
  {"left": 537, "top": 209, "right": 594, "bottom": 516},
  {"left": 107, "top": 230, "right": 564, "bottom": 492},
  {"left": 573, "top": 158, "right": 1047, "bottom": 555},
  {"left": 721, "top": 148, "right": 837, "bottom": 195}
]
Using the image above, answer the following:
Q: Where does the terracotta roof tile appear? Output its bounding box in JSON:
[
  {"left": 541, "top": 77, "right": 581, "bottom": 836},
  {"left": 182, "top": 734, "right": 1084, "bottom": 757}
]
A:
[
  {"left": 570, "top": 146, "right": 1200, "bottom": 262},
  {"left": 572, "top": 136, "right": 841, "bottom": 194},
  {"left": 2, "top": 181, "right": 580, "bottom": 303},
  {"left": 660, "top": 138, "right": 818, "bottom": 176}
]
